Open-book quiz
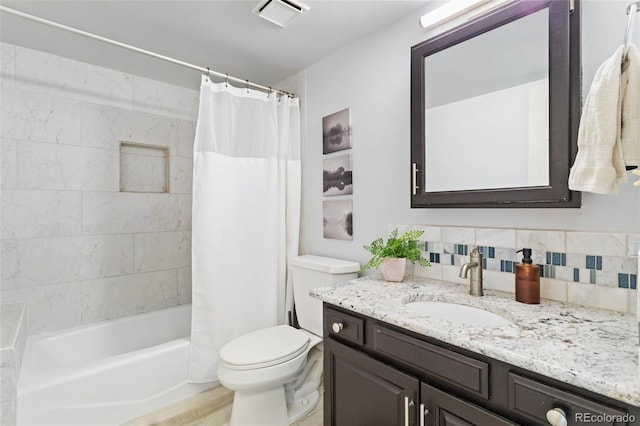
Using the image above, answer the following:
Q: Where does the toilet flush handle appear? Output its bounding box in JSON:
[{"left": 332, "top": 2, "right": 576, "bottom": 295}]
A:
[{"left": 332, "top": 322, "right": 344, "bottom": 333}]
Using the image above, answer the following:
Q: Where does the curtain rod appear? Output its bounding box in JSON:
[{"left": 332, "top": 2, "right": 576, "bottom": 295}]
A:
[{"left": 0, "top": 5, "right": 295, "bottom": 98}]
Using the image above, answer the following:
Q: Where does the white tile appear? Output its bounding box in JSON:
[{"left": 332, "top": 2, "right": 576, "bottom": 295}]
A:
[
  {"left": 516, "top": 229, "right": 565, "bottom": 252},
  {"left": 15, "top": 46, "right": 132, "bottom": 109},
  {"left": 540, "top": 278, "right": 567, "bottom": 302},
  {"left": 177, "top": 194, "right": 192, "bottom": 231},
  {"left": 412, "top": 225, "right": 441, "bottom": 242},
  {"left": 441, "top": 226, "right": 475, "bottom": 244},
  {"left": 81, "top": 270, "right": 179, "bottom": 323},
  {"left": 0, "top": 42, "right": 16, "bottom": 87},
  {"left": 0, "top": 364, "right": 16, "bottom": 403},
  {"left": 132, "top": 75, "right": 199, "bottom": 121},
  {"left": 627, "top": 233, "right": 640, "bottom": 257},
  {"left": 476, "top": 228, "right": 516, "bottom": 248},
  {"left": 1, "top": 190, "right": 82, "bottom": 239},
  {"left": 566, "top": 232, "right": 627, "bottom": 256},
  {"left": 16, "top": 141, "right": 118, "bottom": 191},
  {"left": 442, "top": 264, "right": 469, "bottom": 286},
  {"left": 629, "top": 289, "right": 637, "bottom": 316},
  {"left": 567, "top": 282, "right": 629, "bottom": 313},
  {"left": 111, "top": 109, "right": 181, "bottom": 154},
  {"left": 1, "top": 399, "right": 16, "bottom": 426},
  {"left": 1, "top": 88, "right": 121, "bottom": 148},
  {"left": 134, "top": 231, "right": 191, "bottom": 272},
  {"left": 1, "top": 282, "right": 82, "bottom": 333},
  {"left": 170, "top": 156, "right": 193, "bottom": 194},
  {"left": 414, "top": 263, "right": 442, "bottom": 280},
  {"left": 82, "top": 192, "right": 178, "bottom": 234},
  {"left": 1, "top": 138, "right": 17, "bottom": 189},
  {"left": 1, "top": 240, "right": 18, "bottom": 291},
  {"left": 17, "top": 235, "right": 134, "bottom": 286},
  {"left": 178, "top": 267, "right": 192, "bottom": 304},
  {"left": 482, "top": 270, "right": 514, "bottom": 293},
  {"left": 177, "top": 120, "right": 197, "bottom": 158}
]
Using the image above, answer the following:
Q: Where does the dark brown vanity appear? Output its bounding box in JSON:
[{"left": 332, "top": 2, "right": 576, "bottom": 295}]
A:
[{"left": 323, "top": 303, "right": 639, "bottom": 426}]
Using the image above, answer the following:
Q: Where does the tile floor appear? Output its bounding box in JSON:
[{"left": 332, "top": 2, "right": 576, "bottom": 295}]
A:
[{"left": 124, "top": 385, "right": 323, "bottom": 426}]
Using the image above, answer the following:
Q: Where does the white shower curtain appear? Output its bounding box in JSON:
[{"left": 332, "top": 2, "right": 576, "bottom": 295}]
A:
[{"left": 188, "top": 76, "right": 301, "bottom": 383}]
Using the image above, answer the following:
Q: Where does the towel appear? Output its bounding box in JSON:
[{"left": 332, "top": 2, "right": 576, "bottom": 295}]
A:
[
  {"left": 568, "top": 44, "right": 640, "bottom": 194},
  {"left": 620, "top": 44, "right": 640, "bottom": 167}
]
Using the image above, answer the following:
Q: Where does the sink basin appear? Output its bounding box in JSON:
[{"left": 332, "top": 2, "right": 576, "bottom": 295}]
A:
[{"left": 404, "top": 301, "right": 512, "bottom": 327}]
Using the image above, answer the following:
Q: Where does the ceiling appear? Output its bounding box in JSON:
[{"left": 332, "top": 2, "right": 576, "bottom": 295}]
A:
[{"left": 0, "top": 0, "right": 430, "bottom": 90}]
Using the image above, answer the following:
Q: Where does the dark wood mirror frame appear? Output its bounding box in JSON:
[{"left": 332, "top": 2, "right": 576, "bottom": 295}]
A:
[{"left": 410, "top": 0, "right": 581, "bottom": 208}]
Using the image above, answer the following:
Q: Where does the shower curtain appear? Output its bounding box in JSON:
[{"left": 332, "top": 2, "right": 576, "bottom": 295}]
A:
[{"left": 188, "top": 76, "right": 301, "bottom": 383}]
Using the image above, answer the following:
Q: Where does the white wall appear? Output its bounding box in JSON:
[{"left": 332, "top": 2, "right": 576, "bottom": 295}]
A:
[
  {"left": 300, "top": 0, "right": 640, "bottom": 266},
  {"left": 0, "top": 43, "right": 198, "bottom": 333}
]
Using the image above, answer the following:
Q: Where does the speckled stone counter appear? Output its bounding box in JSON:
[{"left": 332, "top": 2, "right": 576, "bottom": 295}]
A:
[{"left": 310, "top": 275, "right": 640, "bottom": 407}]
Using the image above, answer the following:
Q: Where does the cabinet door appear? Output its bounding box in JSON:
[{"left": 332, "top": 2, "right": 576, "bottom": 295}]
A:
[
  {"left": 422, "top": 384, "right": 517, "bottom": 426},
  {"left": 325, "top": 338, "right": 420, "bottom": 426}
]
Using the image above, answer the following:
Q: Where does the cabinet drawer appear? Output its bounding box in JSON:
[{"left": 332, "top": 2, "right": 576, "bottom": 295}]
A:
[
  {"left": 324, "top": 307, "right": 364, "bottom": 346},
  {"left": 372, "top": 324, "right": 490, "bottom": 399},
  {"left": 508, "top": 373, "right": 629, "bottom": 426}
]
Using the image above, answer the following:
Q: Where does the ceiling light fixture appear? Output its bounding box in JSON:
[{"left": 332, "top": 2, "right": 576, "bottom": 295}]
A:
[
  {"left": 252, "top": 0, "right": 310, "bottom": 28},
  {"left": 419, "top": 0, "right": 510, "bottom": 30}
]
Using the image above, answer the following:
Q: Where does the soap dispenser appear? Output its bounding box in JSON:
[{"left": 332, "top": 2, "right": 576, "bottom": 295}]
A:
[{"left": 515, "top": 248, "right": 540, "bottom": 304}]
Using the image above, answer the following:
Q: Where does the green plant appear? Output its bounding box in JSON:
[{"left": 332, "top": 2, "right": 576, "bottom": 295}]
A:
[{"left": 362, "top": 229, "right": 431, "bottom": 271}]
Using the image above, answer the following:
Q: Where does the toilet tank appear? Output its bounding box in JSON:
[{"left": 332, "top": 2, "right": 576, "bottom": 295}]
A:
[{"left": 290, "top": 255, "right": 359, "bottom": 337}]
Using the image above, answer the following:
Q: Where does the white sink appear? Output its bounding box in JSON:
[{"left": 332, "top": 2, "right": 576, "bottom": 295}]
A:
[{"left": 404, "top": 301, "right": 512, "bottom": 327}]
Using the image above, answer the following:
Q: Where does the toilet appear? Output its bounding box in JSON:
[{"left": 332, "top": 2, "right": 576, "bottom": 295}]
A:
[{"left": 217, "top": 255, "right": 359, "bottom": 426}]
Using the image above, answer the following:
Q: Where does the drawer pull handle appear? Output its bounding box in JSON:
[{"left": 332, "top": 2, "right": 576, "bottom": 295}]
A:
[
  {"left": 404, "top": 397, "right": 411, "bottom": 426},
  {"left": 420, "top": 403, "right": 427, "bottom": 426},
  {"left": 332, "top": 322, "right": 344, "bottom": 333},
  {"left": 546, "top": 408, "right": 567, "bottom": 426}
]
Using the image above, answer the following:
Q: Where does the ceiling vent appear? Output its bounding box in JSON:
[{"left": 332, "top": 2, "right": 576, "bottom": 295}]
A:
[{"left": 252, "top": 0, "right": 310, "bottom": 28}]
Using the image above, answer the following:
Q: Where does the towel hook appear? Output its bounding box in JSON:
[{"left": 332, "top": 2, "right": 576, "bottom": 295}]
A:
[{"left": 623, "top": 1, "right": 640, "bottom": 60}]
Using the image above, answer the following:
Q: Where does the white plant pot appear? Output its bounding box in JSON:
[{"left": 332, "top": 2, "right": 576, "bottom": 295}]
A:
[{"left": 381, "top": 258, "right": 407, "bottom": 282}]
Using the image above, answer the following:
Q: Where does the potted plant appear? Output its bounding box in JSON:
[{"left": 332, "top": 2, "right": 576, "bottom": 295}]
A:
[{"left": 362, "top": 229, "right": 430, "bottom": 282}]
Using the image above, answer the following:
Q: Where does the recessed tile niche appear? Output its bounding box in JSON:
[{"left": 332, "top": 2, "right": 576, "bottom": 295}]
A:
[{"left": 119, "top": 142, "right": 169, "bottom": 193}]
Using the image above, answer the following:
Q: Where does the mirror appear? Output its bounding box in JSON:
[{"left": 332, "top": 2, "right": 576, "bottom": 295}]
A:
[{"left": 411, "top": 0, "right": 581, "bottom": 208}]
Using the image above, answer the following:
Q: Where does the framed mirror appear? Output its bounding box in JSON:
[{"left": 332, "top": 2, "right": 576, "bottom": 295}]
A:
[{"left": 410, "top": 0, "right": 581, "bottom": 208}]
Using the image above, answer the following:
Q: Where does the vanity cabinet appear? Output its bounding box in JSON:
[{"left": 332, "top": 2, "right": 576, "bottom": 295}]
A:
[{"left": 323, "top": 304, "right": 639, "bottom": 426}]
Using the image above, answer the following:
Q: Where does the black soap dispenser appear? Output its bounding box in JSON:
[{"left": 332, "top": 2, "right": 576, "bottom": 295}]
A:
[{"left": 515, "top": 248, "right": 540, "bottom": 304}]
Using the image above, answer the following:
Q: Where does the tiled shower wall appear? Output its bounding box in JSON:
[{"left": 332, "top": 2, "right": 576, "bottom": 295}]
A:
[
  {"left": 392, "top": 225, "right": 639, "bottom": 315},
  {"left": 0, "top": 42, "right": 198, "bottom": 334}
]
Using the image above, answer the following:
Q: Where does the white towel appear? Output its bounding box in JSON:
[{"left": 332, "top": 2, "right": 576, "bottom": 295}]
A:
[
  {"left": 568, "top": 44, "right": 640, "bottom": 194},
  {"left": 620, "top": 44, "right": 640, "bottom": 167}
]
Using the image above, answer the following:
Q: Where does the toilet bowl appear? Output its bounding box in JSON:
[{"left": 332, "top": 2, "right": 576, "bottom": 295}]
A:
[{"left": 217, "top": 255, "right": 359, "bottom": 426}]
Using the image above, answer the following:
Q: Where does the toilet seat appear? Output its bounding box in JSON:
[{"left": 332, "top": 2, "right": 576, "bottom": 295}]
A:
[{"left": 219, "top": 325, "right": 310, "bottom": 370}]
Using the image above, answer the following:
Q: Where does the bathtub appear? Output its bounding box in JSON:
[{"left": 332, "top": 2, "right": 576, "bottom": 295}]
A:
[{"left": 17, "top": 304, "right": 216, "bottom": 425}]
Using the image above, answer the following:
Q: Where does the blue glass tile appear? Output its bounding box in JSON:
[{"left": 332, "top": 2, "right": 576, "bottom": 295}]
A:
[
  {"left": 463, "top": 245, "right": 468, "bottom": 255},
  {"left": 424, "top": 242, "right": 429, "bottom": 251},
  {"left": 488, "top": 247, "right": 495, "bottom": 258},
  {"left": 549, "top": 265, "right": 555, "bottom": 279},
  {"left": 539, "top": 266, "right": 545, "bottom": 278},
  {"left": 450, "top": 254, "right": 455, "bottom": 265},
  {"left": 505, "top": 261, "right": 513, "bottom": 273},
  {"left": 596, "top": 256, "right": 602, "bottom": 271},
  {"left": 429, "top": 253, "right": 435, "bottom": 263},
  {"left": 482, "top": 258, "right": 487, "bottom": 270},
  {"left": 589, "top": 270, "right": 596, "bottom": 284},
  {"left": 586, "top": 255, "right": 596, "bottom": 270},
  {"left": 631, "top": 274, "right": 637, "bottom": 290},
  {"left": 552, "top": 252, "right": 561, "bottom": 266},
  {"left": 561, "top": 253, "right": 566, "bottom": 266},
  {"left": 546, "top": 252, "right": 552, "bottom": 265},
  {"left": 618, "top": 273, "right": 629, "bottom": 289},
  {"left": 435, "top": 253, "right": 440, "bottom": 264},
  {"left": 573, "top": 268, "right": 579, "bottom": 282},
  {"left": 500, "top": 260, "right": 505, "bottom": 272}
]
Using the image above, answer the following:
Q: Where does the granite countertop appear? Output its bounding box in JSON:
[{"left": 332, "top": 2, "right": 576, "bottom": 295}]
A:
[{"left": 310, "top": 275, "right": 640, "bottom": 407}]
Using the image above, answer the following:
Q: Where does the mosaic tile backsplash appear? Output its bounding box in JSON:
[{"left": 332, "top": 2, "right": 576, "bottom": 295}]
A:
[{"left": 390, "top": 225, "right": 639, "bottom": 315}]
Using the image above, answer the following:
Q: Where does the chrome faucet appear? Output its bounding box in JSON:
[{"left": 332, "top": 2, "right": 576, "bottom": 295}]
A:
[{"left": 459, "top": 246, "right": 483, "bottom": 296}]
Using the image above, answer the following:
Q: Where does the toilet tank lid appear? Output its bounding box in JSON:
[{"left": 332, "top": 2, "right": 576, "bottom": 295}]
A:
[{"left": 290, "top": 255, "right": 360, "bottom": 274}]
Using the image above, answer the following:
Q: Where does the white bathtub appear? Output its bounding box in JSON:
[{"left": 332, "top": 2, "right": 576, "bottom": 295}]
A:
[{"left": 17, "top": 304, "right": 215, "bottom": 425}]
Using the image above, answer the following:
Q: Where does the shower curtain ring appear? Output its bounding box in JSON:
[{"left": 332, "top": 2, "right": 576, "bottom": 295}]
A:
[
  {"left": 206, "top": 67, "right": 210, "bottom": 81},
  {"left": 225, "top": 74, "right": 229, "bottom": 87},
  {"left": 245, "top": 80, "right": 250, "bottom": 93},
  {"left": 268, "top": 87, "right": 272, "bottom": 98}
]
